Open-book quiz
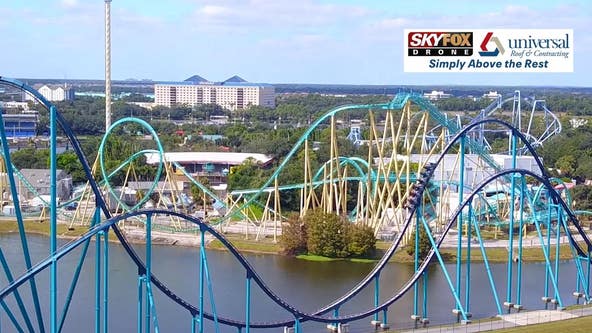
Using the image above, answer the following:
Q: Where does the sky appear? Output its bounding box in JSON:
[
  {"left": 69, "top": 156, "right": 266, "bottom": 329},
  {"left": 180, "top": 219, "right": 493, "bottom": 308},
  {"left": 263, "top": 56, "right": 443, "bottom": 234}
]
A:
[{"left": 1, "top": 0, "right": 591, "bottom": 86}]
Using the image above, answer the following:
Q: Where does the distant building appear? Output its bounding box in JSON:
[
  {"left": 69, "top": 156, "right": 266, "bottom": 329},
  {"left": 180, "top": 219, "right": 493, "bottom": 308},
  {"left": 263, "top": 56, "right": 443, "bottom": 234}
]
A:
[
  {"left": 16, "top": 169, "right": 73, "bottom": 202},
  {"left": 144, "top": 151, "right": 274, "bottom": 186},
  {"left": 0, "top": 101, "right": 30, "bottom": 110},
  {"left": 127, "top": 102, "right": 156, "bottom": 110},
  {"left": 27, "top": 84, "right": 75, "bottom": 102},
  {"left": 2, "top": 112, "right": 39, "bottom": 138},
  {"left": 483, "top": 91, "right": 502, "bottom": 99},
  {"left": 423, "top": 90, "right": 452, "bottom": 100},
  {"left": 154, "top": 75, "right": 275, "bottom": 111}
]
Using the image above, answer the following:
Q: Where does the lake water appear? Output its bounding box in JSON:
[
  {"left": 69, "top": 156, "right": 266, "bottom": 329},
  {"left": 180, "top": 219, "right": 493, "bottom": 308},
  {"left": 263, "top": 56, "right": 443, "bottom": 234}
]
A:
[{"left": 0, "top": 233, "right": 582, "bottom": 332}]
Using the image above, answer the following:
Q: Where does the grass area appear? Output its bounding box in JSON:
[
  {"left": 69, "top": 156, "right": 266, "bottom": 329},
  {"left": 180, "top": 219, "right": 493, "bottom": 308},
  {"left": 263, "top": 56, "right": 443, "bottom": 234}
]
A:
[
  {"left": 0, "top": 219, "right": 86, "bottom": 238},
  {"left": 207, "top": 234, "right": 282, "bottom": 254},
  {"left": 294, "top": 254, "right": 377, "bottom": 263},
  {"left": 490, "top": 315, "right": 592, "bottom": 332},
  {"left": 375, "top": 240, "right": 578, "bottom": 264},
  {"left": 296, "top": 254, "right": 338, "bottom": 262}
]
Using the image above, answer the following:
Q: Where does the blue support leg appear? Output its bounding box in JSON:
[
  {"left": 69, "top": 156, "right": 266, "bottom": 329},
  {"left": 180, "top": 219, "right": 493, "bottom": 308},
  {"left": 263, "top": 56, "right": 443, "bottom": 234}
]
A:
[
  {"left": 465, "top": 203, "right": 472, "bottom": 315},
  {"left": 245, "top": 275, "right": 251, "bottom": 333},
  {"left": 199, "top": 228, "right": 205, "bottom": 333},
  {"left": 0, "top": 108, "right": 44, "bottom": 333},
  {"left": 50, "top": 104, "right": 58, "bottom": 333},
  {"left": 373, "top": 274, "right": 379, "bottom": 322},
  {"left": 95, "top": 232, "right": 102, "bottom": 333},
  {"left": 137, "top": 276, "right": 143, "bottom": 333},
  {"left": 554, "top": 210, "right": 562, "bottom": 307},
  {"left": 516, "top": 178, "right": 525, "bottom": 308},
  {"left": 456, "top": 135, "right": 465, "bottom": 316},
  {"left": 471, "top": 216, "right": 502, "bottom": 314},
  {"left": 103, "top": 228, "right": 109, "bottom": 333},
  {"left": 413, "top": 212, "right": 420, "bottom": 320}
]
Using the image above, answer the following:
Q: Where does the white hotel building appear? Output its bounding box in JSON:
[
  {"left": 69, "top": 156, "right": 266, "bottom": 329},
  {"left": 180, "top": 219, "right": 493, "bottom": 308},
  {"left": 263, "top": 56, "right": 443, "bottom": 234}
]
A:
[
  {"left": 154, "top": 76, "right": 275, "bottom": 111},
  {"left": 27, "top": 84, "right": 75, "bottom": 102}
]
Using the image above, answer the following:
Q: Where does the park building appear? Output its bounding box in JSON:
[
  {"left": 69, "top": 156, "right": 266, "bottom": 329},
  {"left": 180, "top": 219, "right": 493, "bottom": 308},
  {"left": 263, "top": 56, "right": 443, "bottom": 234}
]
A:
[
  {"left": 26, "top": 84, "right": 75, "bottom": 102},
  {"left": 423, "top": 90, "right": 452, "bottom": 100},
  {"left": 2, "top": 111, "right": 39, "bottom": 138},
  {"left": 482, "top": 91, "right": 502, "bottom": 99},
  {"left": 154, "top": 75, "right": 275, "bottom": 111},
  {"left": 144, "top": 151, "right": 274, "bottom": 188}
]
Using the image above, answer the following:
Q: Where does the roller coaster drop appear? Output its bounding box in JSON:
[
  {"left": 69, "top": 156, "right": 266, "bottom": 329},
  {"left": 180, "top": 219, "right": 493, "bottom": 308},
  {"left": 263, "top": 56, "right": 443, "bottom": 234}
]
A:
[{"left": 0, "top": 77, "right": 591, "bottom": 332}]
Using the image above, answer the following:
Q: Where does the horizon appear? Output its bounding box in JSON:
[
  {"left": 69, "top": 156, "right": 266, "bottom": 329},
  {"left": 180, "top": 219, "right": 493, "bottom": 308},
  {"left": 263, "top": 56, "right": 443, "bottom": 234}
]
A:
[
  {"left": 13, "top": 76, "right": 592, "bottom": 89},
  {"left": 2, "top": 0, "right": 590, "bottom": 87}
]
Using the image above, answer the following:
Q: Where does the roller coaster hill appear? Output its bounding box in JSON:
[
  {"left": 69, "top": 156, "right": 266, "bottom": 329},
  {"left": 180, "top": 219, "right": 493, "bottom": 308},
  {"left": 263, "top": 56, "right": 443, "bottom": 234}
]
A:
[{"left": 2, "top": 76, "right": 592, "bottom": 332}]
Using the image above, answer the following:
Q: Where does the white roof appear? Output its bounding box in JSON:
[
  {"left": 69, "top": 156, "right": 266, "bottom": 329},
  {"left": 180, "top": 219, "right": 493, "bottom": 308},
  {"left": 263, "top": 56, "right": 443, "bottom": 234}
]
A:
[{"left": 144, "top": 152, "right": 273, "bottom": 166}]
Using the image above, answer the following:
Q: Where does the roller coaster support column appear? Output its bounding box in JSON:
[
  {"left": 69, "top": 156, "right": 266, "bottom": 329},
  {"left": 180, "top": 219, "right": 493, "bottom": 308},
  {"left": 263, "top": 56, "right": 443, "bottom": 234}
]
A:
[
  {"left": 95, "top": 231, "right": 102, "bottom": 333},
  {"left": 50, "top": 103, "right": 58, "bottom": 333},
  {"left": 554, "top": 209, "right": 562, "bottom": 309},
  {"left": 455, "top": 135, "right": 465, "bottom": 320},
  {"left": 293, "top": 316, "right": 301, "bottom": 333},
  {"left": 412, "top": 211, "right": 420, "bottom": 324},
  {"left": 420, "top": 213, "right": 469, "bottom": 323},
  {"left": 532, "top": 191, "right": 563, "bottom": 309},
  {"left": 199, "top": 228, "right": 205, "bottom": 333},
  {"left": 103, "top": 228, "right": 110, "bottom": 333},
  {"left": 142, "top": 213, "right": 160, "bottom": 332},
  {"left": 505, "top": 134, "right": 518, "bottom": 312},
  {"left": 471, "top": 208, "right": 502, "bottom": 315},
  {"left": 465, "top": 202, "right": 472, "bottom": 317},
  {"left": 515, "top": 177, "right": 526, "bottom": 310},
  {"left": 544, "top": 190, "right": 552, "bottom": 308},
  {"left": 245, "top": 273, "right": 252, "bottom": 333},
  {"left": 422, "top": 269, "right": 429, "bottom": 325},
  {"left": 146, "top": 214, "right": 153, "bottom": 332},
  {"left": 586, "top": 248, "right": 591, "bottom": 303},
  {"left": 137, "top": 274, "right": 143, "bottom": 333},
  {"left": 372, "top": 274, "right": 380, "bottom": 325},
  {"left": 0, "top": 109, "right": 40, "bottom": 332}
]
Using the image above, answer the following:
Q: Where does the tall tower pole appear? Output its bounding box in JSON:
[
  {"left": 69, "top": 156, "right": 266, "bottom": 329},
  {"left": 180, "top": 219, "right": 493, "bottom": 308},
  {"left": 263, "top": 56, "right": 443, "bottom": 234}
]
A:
[{"left": 105, "top": 0, "right": 112, "bottom": 131}]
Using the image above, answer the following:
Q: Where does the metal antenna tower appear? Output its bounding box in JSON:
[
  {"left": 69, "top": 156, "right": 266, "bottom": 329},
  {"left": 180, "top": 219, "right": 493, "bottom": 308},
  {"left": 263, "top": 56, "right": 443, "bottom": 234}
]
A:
[{"left": 105, "top": 0, "right": 112, "bottom": 131}]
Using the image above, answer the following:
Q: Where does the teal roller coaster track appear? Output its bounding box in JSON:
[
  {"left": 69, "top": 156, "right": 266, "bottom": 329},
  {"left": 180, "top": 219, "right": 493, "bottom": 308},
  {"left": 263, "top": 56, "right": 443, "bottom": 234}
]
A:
[{"left": 0, "top": 77, "right": 590, "bottom": 333}]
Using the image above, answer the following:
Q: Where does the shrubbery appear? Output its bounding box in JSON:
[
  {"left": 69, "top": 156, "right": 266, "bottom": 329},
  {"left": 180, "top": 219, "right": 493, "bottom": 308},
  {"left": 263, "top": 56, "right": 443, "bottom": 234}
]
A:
[
  {"left": 280, "top": 209, "right": 376, "bottom": 258},
  {"left": 405, "top": 225, "right": 433, "bottom": 261}
]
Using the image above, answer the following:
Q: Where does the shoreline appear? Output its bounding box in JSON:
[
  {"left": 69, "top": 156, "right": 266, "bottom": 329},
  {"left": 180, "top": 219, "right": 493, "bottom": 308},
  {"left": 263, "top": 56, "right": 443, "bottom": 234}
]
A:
[{"left": 0, "top": 221, "right": 579, "bottom": 264}]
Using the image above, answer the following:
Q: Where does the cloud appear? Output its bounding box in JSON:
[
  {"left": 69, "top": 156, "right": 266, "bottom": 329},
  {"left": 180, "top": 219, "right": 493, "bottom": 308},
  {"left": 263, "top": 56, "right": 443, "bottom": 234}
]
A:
[
  {"left": 60, "top": 0, "right": 79, "bottom": 9},
  {"left": 360, "top": 3, "right": 591, "bottom": 43},
  {"left": 190, "top": 0, "right": 371, "bottom": 33}
]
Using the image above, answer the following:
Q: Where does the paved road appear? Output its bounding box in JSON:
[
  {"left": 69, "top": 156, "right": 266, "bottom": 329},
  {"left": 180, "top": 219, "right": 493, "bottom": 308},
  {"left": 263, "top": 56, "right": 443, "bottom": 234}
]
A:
[{"left": 398, "top": 306, "right": 592, "bottom": 333}]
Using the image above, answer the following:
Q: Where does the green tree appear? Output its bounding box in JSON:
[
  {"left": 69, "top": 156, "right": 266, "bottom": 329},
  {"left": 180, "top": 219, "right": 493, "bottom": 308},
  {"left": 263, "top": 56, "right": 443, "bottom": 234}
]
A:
[
  {"left": 10, "top": 148, "right": 49, "bottom": 169},
  {"left": 279, "top": 214, "right": 307, "bottom": 255},
  {"left": 305, "top": 210, "right": 350, "bottom": 258},
  {"left": 190, "top": 177, "right": 212, "bottom": 208},
  {"left": 57, "top": 151, "right": 87, "bottom": 183},
  {"left": 347, "top": 224, "right": 376, "bottom": 257},
  {"left": 555, "top": 155, "right": 577, "bottom": 177},
  {"left": 406, "top": 224, "right": 433, "bottom": 262},
  {"left": 227, "top": 158, "right": 268, "bottom": 191},
  {"left": 571, "top": 185, "right": 592, "bottom": 210}
]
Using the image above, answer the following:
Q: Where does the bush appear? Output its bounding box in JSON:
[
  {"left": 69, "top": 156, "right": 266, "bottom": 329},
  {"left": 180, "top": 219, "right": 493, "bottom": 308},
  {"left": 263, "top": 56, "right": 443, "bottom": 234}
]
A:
[
  {"left": 280, "top": 214, "right": 307, "bottom": 255},
  {"left": 280, "top": 210, "right": 378, "bottom": 259},
  {"left": 347, "top": 224, "right": 376, "bottom": 257},
  {"left": 406, "top": 224, "right": 433, "bottom": 261},
  {"left": 305, "top": 210, "right": 350, "bottom": 258}
]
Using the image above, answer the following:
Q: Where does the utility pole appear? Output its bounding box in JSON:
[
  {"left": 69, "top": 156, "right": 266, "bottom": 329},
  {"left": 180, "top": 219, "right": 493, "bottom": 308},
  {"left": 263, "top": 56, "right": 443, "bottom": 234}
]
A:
[{"left": 105, "top": 0, "right": 112, "bottom": 131}]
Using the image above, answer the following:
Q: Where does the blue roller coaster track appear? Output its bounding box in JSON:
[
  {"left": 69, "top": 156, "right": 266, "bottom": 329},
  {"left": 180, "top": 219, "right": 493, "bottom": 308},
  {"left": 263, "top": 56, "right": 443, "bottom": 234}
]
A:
[{"left": 0, "top": 77, "right": 590, "bottom": 333}]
